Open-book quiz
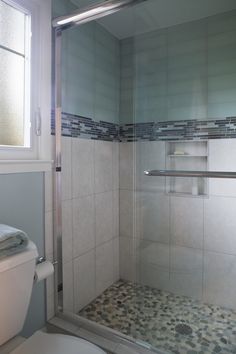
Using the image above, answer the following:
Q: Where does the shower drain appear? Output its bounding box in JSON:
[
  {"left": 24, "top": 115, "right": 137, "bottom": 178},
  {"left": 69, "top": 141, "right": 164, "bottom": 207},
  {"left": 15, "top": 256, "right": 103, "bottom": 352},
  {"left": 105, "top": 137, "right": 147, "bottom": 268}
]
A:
[{"left": 175, "top": 323, "right": 193, "bottom": 336}]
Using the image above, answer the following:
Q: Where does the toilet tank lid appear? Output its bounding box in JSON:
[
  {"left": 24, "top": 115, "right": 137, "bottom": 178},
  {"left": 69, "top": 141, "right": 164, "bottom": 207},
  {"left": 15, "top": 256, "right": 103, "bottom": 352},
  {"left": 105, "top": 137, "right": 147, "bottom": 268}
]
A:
[{"left": 0, "top": 241, "right": 38, "bottom": 273}]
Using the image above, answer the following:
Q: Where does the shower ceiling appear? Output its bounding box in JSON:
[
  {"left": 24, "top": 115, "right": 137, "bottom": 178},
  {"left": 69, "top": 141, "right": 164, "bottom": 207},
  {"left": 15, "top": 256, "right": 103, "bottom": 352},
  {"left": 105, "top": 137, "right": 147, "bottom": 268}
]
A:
[{"left": 71, "top": 0, "right": 236, "bottom": 38}]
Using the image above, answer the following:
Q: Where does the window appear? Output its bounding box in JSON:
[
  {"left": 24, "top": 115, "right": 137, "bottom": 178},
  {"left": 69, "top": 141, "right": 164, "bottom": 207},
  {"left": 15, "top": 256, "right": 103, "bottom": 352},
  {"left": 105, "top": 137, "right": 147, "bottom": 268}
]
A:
[
  {"left": 0, "top": 0, "right": 31, "bottom": 147},
  {"left": 0, "top": 0, "right": 51, "bottom": 166}
]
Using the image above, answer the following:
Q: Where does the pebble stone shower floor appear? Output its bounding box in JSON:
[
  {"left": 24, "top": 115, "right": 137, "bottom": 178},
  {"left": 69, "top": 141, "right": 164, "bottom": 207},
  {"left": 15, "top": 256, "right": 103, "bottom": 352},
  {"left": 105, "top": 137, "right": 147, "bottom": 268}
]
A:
[{"left": 79, "top": 280, "right": 236, "bottom": 354}]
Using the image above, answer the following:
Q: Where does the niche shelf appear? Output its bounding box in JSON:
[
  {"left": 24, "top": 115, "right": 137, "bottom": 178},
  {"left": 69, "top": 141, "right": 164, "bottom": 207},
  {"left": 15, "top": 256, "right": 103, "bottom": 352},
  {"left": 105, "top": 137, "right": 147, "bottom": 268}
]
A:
[{"left": 165, "top": 140, "right": 209, "bottom": 198}]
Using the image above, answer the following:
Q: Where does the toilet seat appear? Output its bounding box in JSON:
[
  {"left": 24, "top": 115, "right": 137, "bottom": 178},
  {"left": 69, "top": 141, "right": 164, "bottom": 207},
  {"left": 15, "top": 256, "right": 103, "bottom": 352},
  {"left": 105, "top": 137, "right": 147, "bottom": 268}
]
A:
[{"left": 10, "top": 331, "right": 106, "bottom": 354}]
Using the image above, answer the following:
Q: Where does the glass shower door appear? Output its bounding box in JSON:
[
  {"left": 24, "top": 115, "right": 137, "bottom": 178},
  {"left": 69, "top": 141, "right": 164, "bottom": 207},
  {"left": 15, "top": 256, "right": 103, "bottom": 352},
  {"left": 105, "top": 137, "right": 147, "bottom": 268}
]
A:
[
  {"left": 127, "top": 3, "right": 236, "bottom": 351},
  {"left": 56, "top": 1, "right": 236, "bottom": 353}
]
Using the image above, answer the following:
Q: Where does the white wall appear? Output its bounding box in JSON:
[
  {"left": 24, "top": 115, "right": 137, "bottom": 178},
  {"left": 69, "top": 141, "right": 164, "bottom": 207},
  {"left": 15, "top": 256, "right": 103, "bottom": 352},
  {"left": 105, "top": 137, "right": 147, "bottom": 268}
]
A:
[
  {"left": 119, "top": 138, "right": 236, "bottom": 310},
  {"left": 61, "top": 137, "right": 119, "bottom": 313},
  {"left": 47, "top": 136, "right": 236, "bottom": 314}
]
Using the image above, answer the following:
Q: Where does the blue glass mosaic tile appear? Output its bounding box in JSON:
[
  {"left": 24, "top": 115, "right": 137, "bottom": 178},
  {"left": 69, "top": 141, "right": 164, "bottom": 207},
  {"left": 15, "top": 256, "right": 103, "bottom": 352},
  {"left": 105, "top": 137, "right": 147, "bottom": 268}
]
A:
[
  {"left": 51, "top": 111, "right": 236, "bottom": 142},
  {"left": 119, "top": 117, "right": 236, "bottom": 142},
  {"left": 51, "top": 111, "right": 119, "bottom": 141}
]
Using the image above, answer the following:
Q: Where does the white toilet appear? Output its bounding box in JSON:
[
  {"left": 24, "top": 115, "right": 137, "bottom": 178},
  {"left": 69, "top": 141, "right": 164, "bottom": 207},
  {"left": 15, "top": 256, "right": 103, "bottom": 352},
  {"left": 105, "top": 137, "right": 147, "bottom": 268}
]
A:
[{"left": 0, "top": 241, "right": 106, "bottom": 354}]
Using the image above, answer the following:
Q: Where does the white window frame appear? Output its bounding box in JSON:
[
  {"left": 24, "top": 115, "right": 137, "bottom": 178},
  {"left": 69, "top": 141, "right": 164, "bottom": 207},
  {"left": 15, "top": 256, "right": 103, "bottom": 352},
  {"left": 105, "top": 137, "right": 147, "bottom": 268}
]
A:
[{"left": 0, "top": 0, "right": 52, "bottom": 171}]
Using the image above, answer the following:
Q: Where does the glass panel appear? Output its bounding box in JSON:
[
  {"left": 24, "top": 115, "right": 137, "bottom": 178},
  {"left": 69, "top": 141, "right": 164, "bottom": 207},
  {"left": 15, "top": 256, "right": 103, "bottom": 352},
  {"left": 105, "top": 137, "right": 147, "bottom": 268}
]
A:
[
  {"left": 119, "top": 2, "right": 236, "bottom": 123},
  {"left": 0, "top": 0, "right": 25, "bottom": 55},
  {"left": 0, "top": 48, "right": 24, "bottom": 146},
  {"left": 57, "top": 1, "right": 236, "bottom": 353},
  {"left": 131, "top": 3, "right": 236, "bottom": 353}
]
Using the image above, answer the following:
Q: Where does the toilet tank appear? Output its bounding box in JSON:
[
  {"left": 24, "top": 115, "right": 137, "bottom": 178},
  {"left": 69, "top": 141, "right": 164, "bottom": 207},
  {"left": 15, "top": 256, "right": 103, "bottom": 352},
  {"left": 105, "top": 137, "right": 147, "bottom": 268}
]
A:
[{"left": 0, "top": 241, "right": 38, "bottom": 346}]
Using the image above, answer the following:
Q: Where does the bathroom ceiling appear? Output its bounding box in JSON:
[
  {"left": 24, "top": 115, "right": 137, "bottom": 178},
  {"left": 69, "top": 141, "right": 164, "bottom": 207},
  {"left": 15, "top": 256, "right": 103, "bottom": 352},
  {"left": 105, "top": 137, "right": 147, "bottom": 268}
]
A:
[{"left": 70, "top": 0, "right": 236, "bottom": 38}]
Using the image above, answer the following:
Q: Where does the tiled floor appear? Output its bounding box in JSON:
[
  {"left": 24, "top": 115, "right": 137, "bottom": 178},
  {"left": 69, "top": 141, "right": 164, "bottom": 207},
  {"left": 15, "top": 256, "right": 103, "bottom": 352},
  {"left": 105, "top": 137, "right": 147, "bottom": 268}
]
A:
[{"left": 79, "top": 280, "right": 236, "bottom": 354}]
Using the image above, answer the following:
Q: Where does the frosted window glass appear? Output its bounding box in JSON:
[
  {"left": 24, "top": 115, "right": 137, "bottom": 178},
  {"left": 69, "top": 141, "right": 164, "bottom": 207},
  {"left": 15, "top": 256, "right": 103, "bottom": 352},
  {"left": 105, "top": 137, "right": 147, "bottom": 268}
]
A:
[
  {"left": 0, "top": 0, "right": 25, "bottom": 55},
  {"left": 0, "top": 48, "right": 24, "bottom": 146}
]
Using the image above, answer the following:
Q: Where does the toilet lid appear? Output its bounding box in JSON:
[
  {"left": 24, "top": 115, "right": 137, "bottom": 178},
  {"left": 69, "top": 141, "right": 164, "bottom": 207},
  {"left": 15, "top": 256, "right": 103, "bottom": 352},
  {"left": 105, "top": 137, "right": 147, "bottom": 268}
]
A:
[{"left": 10, "top": 331, "right": 107, "bottom": 354}]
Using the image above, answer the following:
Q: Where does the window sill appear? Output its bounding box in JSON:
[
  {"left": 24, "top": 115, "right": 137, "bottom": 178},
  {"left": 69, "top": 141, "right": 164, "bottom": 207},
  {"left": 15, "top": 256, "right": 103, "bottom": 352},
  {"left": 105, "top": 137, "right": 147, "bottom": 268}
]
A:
[{"left": 0, "top": 160, "right": 53, "bottom": 174}]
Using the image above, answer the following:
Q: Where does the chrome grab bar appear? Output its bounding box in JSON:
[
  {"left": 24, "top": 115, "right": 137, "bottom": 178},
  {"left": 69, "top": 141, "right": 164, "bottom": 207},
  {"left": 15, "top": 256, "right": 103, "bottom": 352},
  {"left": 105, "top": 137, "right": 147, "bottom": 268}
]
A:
[{"left": 144, "top": 170, "right": 236, "bottom": 179}]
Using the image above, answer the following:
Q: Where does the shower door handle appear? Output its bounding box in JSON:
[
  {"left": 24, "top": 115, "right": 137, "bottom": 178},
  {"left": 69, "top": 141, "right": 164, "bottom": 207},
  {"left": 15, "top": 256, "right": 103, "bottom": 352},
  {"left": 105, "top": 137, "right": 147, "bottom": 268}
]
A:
[{"left": 144, "top": 170, "right": 236, "bottom": 179}]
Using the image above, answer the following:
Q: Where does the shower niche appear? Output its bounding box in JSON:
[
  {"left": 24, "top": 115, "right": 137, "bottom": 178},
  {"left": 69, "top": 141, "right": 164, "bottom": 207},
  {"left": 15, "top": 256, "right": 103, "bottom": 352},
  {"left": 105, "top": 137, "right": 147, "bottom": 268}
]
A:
[{"left": 166, "top": 140, "right": 208, "bottom": 197}]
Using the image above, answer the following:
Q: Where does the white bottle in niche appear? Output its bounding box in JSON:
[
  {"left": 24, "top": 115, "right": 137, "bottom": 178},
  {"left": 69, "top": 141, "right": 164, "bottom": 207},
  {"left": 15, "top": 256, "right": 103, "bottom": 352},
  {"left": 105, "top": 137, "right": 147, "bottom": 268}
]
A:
[{"left": 192, "top": 178, "right": 198, "bottom": 196}]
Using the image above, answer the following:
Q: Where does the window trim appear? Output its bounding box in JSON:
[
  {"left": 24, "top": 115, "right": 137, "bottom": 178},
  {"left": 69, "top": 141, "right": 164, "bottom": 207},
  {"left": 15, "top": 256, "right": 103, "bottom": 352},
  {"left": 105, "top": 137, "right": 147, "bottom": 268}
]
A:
[{"left": 0, "top": 0, "right": 52, "bottom": 167}]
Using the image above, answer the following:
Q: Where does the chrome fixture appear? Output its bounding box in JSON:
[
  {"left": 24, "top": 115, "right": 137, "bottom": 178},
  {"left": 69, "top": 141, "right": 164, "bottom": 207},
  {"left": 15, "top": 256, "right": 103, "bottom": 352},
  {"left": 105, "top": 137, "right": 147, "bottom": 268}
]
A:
[
  {"left": 52, "top": 0, "right": 147, "bottom": 29},
  {"left": 36, "top": 256, "right": 45, "bottom": 265},
  {"left": 144, "top": 170, "right": 236, "bottom": 179}
]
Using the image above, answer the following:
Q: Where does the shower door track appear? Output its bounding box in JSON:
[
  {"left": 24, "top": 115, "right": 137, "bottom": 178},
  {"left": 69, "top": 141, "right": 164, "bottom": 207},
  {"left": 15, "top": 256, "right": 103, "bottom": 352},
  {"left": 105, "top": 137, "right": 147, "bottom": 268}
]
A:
[{"left": 50, "top": 311, "right": 165, "bottom": 354}]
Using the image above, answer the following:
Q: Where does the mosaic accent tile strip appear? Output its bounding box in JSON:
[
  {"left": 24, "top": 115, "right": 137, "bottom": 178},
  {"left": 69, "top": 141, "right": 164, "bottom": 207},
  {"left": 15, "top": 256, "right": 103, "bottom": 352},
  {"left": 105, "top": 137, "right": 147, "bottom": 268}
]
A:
[
  {"left": 79, "top": 280, "right": 236, "bottom": 354},
  {"left": 120, "top": 117, "right": 236, "bottom": 142},
  {"left": 51, "top": 111, "right": 119, "bottom": 141},
  {"left": 52, "top": 112, "right": 236, "bottom": 142}
]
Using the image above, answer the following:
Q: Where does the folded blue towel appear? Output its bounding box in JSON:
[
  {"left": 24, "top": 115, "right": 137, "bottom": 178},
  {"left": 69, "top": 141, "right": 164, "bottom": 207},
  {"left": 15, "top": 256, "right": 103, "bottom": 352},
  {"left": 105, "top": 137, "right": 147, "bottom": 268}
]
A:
[{"left": 0, "top": 224, "right": 29, "bottom": 258}]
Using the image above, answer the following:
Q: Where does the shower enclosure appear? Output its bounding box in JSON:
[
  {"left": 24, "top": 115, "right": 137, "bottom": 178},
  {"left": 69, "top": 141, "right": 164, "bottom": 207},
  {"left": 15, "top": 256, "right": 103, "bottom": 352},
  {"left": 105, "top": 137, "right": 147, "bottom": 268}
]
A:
[{"left": 52, "top": 1, "right": 236, "bottom": 353}]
